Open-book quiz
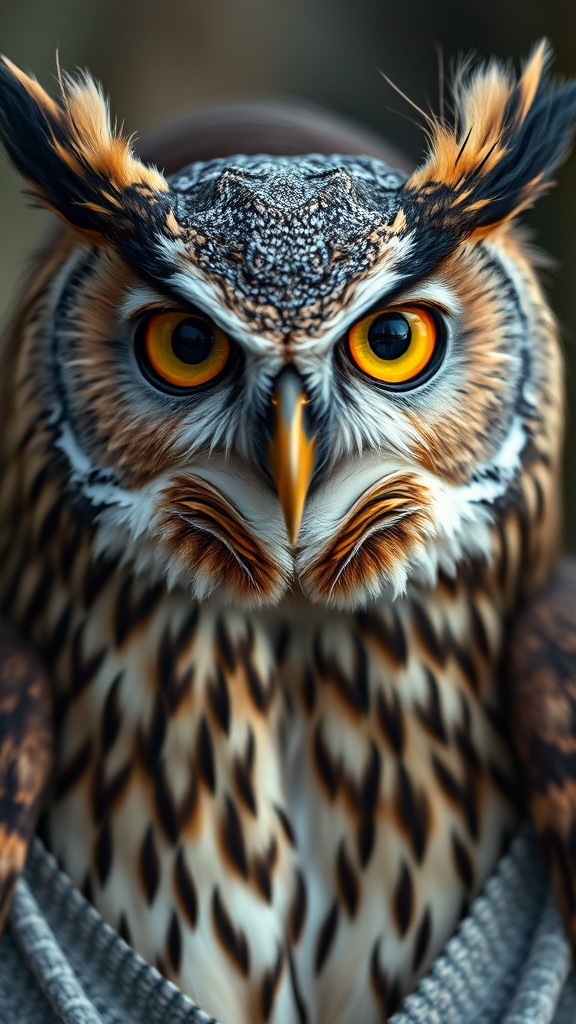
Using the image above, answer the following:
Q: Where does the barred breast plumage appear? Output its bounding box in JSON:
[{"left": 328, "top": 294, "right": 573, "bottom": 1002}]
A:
[{"left": 0, "top": 41, "right": 575, "bottom": 1024}]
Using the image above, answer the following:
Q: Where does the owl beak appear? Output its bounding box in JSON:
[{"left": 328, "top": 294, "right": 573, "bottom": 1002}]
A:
[{"left": 268, "top": 367, "right": 316, "bottom": 546}]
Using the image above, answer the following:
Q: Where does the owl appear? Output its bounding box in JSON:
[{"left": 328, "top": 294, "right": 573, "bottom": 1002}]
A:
[{"left": 0, "top": 39, "right": 575, "bottom": 1024}]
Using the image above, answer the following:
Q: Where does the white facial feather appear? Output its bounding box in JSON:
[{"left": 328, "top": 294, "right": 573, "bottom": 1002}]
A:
[{"left": 55, "top": 395, "right": 516, "bottom": 610}]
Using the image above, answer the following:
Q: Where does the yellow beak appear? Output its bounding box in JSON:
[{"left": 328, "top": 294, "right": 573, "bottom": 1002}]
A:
[{"left": 268, "top": 368, "right": 316, "bottom": 546}]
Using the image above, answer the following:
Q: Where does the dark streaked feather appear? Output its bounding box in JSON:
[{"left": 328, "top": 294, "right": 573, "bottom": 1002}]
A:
[
  {"left": 0, "top": 620, "right": 53, "bottom": 931},
  {"left": 506, "top": 557, "right": 576, "bottom": 950}
]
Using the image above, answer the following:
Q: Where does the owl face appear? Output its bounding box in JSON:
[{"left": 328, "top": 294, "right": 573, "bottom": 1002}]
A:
[{"left": 0, "top": 45, "right": 573, "bottom": 610}]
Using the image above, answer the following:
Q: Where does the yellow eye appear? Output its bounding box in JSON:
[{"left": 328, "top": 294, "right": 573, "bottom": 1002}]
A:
[
  {"left": 348, "top": 306, "right": 439, "bottom": 386},
  {"left": 140, "top": 311, "right": 230, "bottom": 389}
]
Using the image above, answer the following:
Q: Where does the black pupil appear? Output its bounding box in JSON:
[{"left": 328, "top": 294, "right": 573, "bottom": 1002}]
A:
[
  {"left": 171, "top": 317, "right": 214, "bottom": 364},
  {"left": 367, "top": 312, "right": 411, "bottom": 360}
]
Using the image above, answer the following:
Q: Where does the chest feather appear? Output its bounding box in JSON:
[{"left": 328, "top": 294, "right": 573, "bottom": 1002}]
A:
[{"left": 0, "top": 464, "right": 519, "bottom": 1023}]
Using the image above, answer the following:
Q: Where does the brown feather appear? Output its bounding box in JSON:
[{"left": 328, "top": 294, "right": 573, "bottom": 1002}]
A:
[
  {"left": 506, "top": 557, "right": 576, "bottom": 950},
  {"left": 0, "top": 620, "right": 53, "bottom": 930}
]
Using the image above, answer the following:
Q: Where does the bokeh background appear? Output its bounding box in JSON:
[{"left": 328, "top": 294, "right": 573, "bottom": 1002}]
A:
[{"left": 1, "top": 0, "right": 575, "bottom": 547}]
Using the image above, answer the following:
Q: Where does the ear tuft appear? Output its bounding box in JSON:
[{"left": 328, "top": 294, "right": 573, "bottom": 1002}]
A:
[
  {"left": 406, "top": 41, "right": 576, "bottom": 234},
  {"left": 0, "top": 56, "right": 168, "bottom": 237}
]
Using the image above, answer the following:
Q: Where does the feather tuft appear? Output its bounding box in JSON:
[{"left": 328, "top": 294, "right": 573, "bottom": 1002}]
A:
[
  {"left": 405, "top": 40, "right": 576, "bottom": 235},
  {"left": 0, "top": 55, "right": 168, "bottom": 238}
]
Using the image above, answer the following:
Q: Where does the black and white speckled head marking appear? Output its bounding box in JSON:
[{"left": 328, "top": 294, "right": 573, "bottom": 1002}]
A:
[{"left": 166, "top": 156, "right": 406, "bottom": 335}]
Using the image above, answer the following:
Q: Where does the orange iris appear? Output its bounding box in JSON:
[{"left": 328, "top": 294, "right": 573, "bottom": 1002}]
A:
[
  {"left": 144, "top": 312, "right": 230, "bottom": 388},
  {"left": 348, "top": 306, "right": 437, "bottom": 385}
]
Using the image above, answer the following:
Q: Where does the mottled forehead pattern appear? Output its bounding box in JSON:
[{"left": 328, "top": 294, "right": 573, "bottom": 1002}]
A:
[{"left": 168, "top": 155, "right": 407, "bottom": 334}]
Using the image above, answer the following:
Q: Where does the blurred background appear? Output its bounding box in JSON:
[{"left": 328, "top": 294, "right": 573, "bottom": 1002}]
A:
[{"left": 1, "top": 0, "right": 575, "bottom": 547}]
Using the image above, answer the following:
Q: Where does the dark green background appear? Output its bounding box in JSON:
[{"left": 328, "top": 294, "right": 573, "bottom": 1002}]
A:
[{"left": 1, "top": 0, "right": 574, "bottom": 547}]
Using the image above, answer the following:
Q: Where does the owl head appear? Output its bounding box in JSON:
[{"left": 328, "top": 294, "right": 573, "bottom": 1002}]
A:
[{"left": 0, "top": 43, "right": 574, "bottom": 610}]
